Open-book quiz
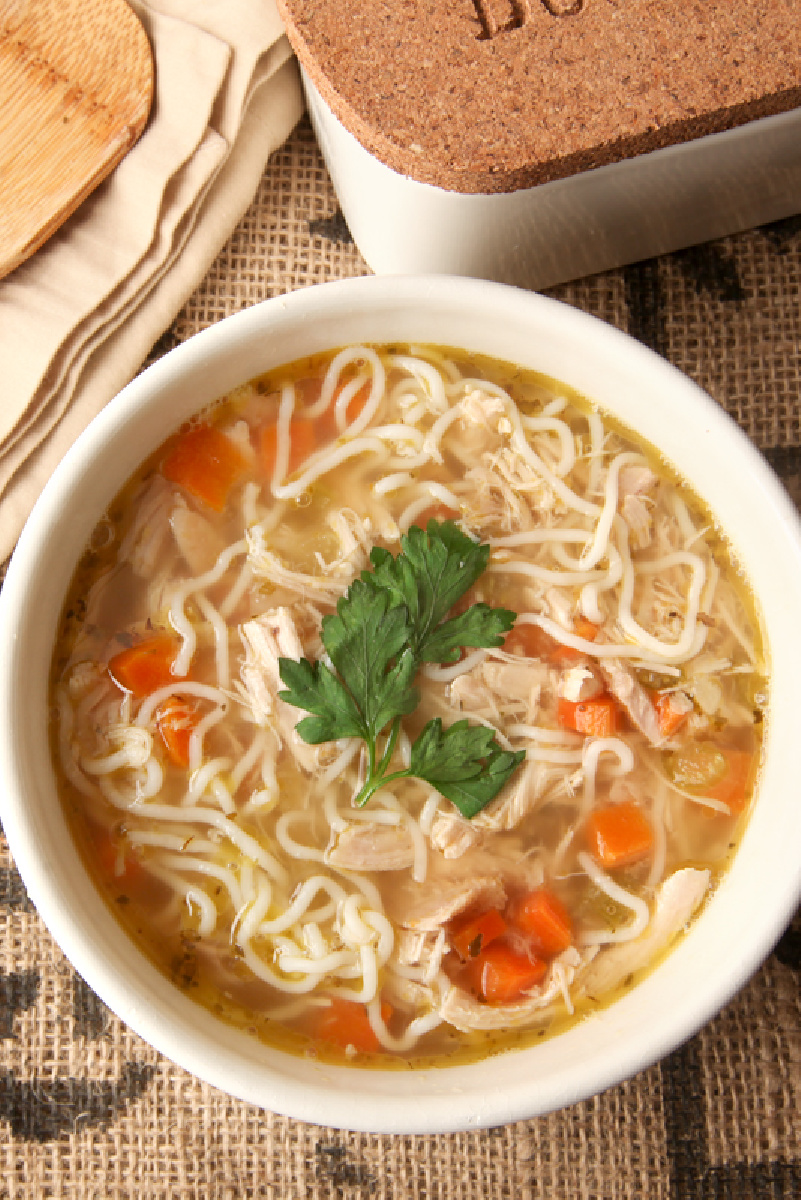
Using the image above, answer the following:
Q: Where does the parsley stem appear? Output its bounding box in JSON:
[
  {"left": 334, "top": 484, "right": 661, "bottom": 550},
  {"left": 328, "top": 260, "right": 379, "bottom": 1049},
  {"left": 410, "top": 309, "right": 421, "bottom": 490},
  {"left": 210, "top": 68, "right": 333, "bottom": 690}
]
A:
[
  {"left": 354, "top": 767, "right": 413, "bottom": 809},
  {"left": 354, "top": 718, "right": 405, "bottom": 807},
  {"left": 376, "top": 717, "right": 401, "bottom": 778}
]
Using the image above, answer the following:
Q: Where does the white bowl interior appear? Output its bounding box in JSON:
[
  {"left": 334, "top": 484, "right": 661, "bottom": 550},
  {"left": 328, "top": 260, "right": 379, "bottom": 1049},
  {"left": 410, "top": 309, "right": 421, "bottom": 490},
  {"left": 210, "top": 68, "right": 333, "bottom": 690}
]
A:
[{"left": 2, "top": 276, "right": 800, "bottom": 1132}]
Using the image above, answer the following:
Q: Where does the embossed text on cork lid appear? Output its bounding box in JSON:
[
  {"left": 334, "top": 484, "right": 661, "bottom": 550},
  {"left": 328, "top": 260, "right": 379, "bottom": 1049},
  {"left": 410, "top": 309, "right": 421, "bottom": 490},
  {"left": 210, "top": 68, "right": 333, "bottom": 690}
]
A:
[{"left": 277, "top": 0, "right": 801, "bottom": 194}]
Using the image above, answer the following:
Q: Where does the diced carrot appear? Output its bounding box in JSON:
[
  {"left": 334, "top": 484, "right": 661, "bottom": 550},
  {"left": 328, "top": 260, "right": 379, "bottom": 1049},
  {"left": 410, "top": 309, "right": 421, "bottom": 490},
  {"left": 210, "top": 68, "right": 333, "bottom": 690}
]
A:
[
  {"left": 505, "top": 618, "right": 599, "bottom": 663},
  {"left": 464, "top": 943, "right": 547, "bottom": 1004},
  {"left": 573, "top": 616, "right": 600, "bottom": 642},
  {"left": 261, "top": 424, "right": 277, "bottom": 471},
  {"left": 654, "top": 691, "right": 693, "bottom": 737},
  {"left": 162, "top": 424, "right": 247, "bottom": 512},
  {"left": 310, "top": 998, "right": 391, "bottom": 1054},
  {"left": 318, "top": 379, "right": 372, "bottom": 438},
  {"left": 156, "top": 695, "right": 200, "bottom": 768},
  {"left": 550, "top": 617, "right": 601, "bottom": 662},
  {"left": 585, "top": 800, "right": 654, "bottom": 869},
  {"left": 558, "top": 695, "right": 619, "bottom": 737},
  {"left": 287, "top": 418, "right": 317, "bottom": 471},
  {"left": 108, "top": 635, "right": 186, "bottom": 697},
  {"left": 504, "top": 623, "right": 556, "bottom": 660},
  {"left": 260, "top": 378, "right": 370, "bottom": 479},
  {"left": 701, "top": 748, "right": 755, "bottom": 813},
  {"left": 510, "top": 888, "right": 573, "bottom": 957},
  {"left": 261, "top": 417, "right": 318, "bottom": 477},
  {"left": 450, "top": 908, "right": 507, "bottom": 961},
  {"left": 339, "top": 379, "right": 371, "bottom": 423}
]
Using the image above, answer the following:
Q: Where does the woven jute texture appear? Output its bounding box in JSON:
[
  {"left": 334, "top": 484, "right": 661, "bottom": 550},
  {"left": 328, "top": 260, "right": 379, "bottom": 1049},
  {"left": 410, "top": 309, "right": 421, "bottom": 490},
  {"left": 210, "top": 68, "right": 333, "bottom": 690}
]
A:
[{"left": 1, "top": 118, "right": 800, "bottom": 1198}]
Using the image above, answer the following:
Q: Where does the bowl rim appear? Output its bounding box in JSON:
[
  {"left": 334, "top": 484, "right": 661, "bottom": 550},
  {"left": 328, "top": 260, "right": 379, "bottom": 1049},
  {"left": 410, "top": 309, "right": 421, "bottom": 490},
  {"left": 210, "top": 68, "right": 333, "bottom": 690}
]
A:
[{"left": 2, "top": 274, "right": 801, "bottom": 1133}]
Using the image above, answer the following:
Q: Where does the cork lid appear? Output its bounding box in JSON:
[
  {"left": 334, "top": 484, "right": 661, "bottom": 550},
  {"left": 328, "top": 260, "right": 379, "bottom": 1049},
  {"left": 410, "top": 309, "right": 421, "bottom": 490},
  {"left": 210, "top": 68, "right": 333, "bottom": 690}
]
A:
[{"left": 277, "top": 0, "right": 801, "bottom": 195}]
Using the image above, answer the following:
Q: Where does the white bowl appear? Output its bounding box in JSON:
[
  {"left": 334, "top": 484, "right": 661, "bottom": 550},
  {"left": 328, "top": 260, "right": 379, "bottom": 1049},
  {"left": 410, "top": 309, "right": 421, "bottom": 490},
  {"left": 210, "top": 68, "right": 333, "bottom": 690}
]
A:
[{"left": 2, "top": 275, "right": 800, "bottom": 1133}]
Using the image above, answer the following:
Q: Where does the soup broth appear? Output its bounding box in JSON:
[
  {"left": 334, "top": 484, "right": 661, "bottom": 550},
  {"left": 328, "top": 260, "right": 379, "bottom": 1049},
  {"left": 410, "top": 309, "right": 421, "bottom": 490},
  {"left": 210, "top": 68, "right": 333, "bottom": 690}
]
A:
[{"left": 51, "top": 344, "right": 767, "bottom": 1066}]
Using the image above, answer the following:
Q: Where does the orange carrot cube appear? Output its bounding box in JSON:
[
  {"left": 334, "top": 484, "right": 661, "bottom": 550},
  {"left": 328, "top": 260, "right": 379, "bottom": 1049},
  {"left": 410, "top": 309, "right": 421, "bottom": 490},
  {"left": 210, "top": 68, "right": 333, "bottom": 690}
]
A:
[
  {"left": 465, "top": 943, "right": 547, "bottom": 1004},
  {"left": 450, "top": 908, "right": 507, "bottom": 960},
  {"left": 162, "top": 424, "right": 247, "bottom": 512},
  {"left": 108, "top": 636, "right": 185, "bottom": 697},
  {"left": 511, "top": 888, "right": 573, "bottom": 957},
  {"left": 558, "top": 696, "right": 619, "bottom": 737},
  {"left": 585, "top": 800, "right": 654, "bottom": 869},
  {"left": 156, "top": 695, "right": 200, "bottom": 768}
]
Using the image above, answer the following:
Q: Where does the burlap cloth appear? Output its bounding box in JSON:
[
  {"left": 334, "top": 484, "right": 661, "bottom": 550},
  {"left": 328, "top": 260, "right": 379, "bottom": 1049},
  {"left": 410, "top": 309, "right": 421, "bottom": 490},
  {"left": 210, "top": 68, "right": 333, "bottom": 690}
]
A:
[{"left": 0, "top": 118, "right": 799, "bottom": 1197}]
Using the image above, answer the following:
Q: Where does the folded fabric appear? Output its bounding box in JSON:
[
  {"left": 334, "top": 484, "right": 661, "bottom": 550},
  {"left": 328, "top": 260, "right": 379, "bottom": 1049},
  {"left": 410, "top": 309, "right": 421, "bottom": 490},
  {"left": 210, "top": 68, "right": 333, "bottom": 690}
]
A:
[{"left": 0, "top": 0, "right": 303, "bottom": 563}]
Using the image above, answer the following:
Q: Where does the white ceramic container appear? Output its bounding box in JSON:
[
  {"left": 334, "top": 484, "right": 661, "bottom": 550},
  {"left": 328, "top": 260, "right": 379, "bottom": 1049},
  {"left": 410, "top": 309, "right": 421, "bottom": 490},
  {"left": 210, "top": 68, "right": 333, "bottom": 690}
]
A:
[
  {"left": 1, "top": 275, "right": 800, "bottom": 1133},
  {"left": 303, "top": 69, "right": 801, "bottom": 289}
]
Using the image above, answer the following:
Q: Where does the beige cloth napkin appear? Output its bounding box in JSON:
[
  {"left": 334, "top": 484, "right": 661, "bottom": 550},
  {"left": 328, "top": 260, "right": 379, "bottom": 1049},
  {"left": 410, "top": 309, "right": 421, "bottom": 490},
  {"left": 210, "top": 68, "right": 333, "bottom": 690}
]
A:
[{"left": 0, "top": 0, "right": 304, "bottom": 563}]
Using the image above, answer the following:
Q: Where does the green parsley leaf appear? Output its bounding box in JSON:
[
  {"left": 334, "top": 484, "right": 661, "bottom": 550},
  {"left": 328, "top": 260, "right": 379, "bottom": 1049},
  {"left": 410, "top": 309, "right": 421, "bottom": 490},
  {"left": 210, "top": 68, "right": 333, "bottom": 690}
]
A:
[
  {"left": 366, "top": 521, "right": 510, "bottom": 662},
  {"left": 409, "top": 718, "right": 526, "bottom": 820},
  {"left": 418, "top": 602, "right": 516, "bottom": 665},
  {"left": 277, "top": 657, "right": 365, "bottom": 744},
  {"left": 321, "top": 580, "right": 418, "bottom": 740},
  {"left": 277, "top": 520, "right": 525, "bottom": 816}
]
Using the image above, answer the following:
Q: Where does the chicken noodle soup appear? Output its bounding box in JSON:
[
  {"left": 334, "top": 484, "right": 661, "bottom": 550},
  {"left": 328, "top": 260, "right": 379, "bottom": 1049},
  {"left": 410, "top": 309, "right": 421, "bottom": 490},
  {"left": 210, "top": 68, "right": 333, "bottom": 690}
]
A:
[{"left": 51, "top": 344, "right": 766, "bottom": 1065}]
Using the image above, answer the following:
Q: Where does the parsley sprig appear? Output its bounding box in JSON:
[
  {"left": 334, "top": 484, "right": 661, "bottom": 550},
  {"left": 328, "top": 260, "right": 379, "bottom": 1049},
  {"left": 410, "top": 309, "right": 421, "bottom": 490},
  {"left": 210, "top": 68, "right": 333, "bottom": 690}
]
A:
[{"left": 278, "top": 521, "right": 525, "bottom": 816}]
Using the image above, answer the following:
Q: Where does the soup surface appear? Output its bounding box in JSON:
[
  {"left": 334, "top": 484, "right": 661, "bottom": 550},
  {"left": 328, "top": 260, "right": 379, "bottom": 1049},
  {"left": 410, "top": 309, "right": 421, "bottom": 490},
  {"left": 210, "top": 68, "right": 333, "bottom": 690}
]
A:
[{"left": 51, "top": 344, "right": 767, "bottom": 1066}]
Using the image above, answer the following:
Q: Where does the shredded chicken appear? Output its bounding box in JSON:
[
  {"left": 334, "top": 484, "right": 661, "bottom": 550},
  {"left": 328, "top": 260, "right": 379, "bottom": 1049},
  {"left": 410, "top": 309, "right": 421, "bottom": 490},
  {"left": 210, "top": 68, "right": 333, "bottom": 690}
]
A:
[
  {"left": 439, "top": 946, "right": 596, "bottom": 1032},
  {"left": 239, "top": 608, "right": 299, "bottom": 715},
  {"left": 388, "top": 874, "right": 507, "bottom": 931},
  {"left": 619, "top": 464, "right": 657, "bottom": 497},
  {"left": 393, "top": 928, "right": 448, "bottom": 992},
  {"left": 559, "top": 664, "right": 604, "bottom": 703},
  {"left": 460, "top": 447, "right": 548, "bottom": 533},
  {"left": 460, "top": 388, "right": 506, "bottom": 427},
  {"left": 450, "top": 656, "right": 549, "bottom": 726},
  {"left": 170, "top": 504, "right": 226, "bottom": 575},
  {"left": 429, "top": 812, "right": 482, "bottom": 859},
  {"left": 621, "top": 494, "right": 653, "bottom": 550},
  {"left": 440, "top": 389, "right": 507, "bottom": 471},
  {"left": 386, "top": 975, "right": 439, "bottom": 1011},
  {"left": 238, "top": 608, "right": 318, "bottom": 772},
  {"left": 482, "top": 661, "right": 544, "bottom": 718},
  {"left": 396, "top": 929, "right": 441, "bottom": 968},
  {"left": 578, "top": 867, "right": 710, "bottom": 998},
  {"left": 472, "top": 758, "right": 550, "bottom": 832},
  {"left": 618, "top": 463, "right": 657, "bottom": 549},
  {"left": 600, "top": 657, "right": 665, "bottom": 746},
  {"left": 117, "top": 477, "right": 176, "bottom": 579},
  {"left": 687, "top": 673, "right": 724, "bottom": 716},
  {"left": 327, "top": 824, "right": 416, "bottom": 871},
  {"left": 246, "top": 509, "right": 371, "bottom": 604}
]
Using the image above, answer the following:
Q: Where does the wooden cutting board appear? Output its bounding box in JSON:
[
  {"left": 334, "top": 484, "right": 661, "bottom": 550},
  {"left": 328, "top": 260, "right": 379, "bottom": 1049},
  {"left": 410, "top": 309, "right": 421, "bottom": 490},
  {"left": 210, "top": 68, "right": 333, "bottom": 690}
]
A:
[{"left": 0, "top": 0, "right": 153, "bottom": 280}]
